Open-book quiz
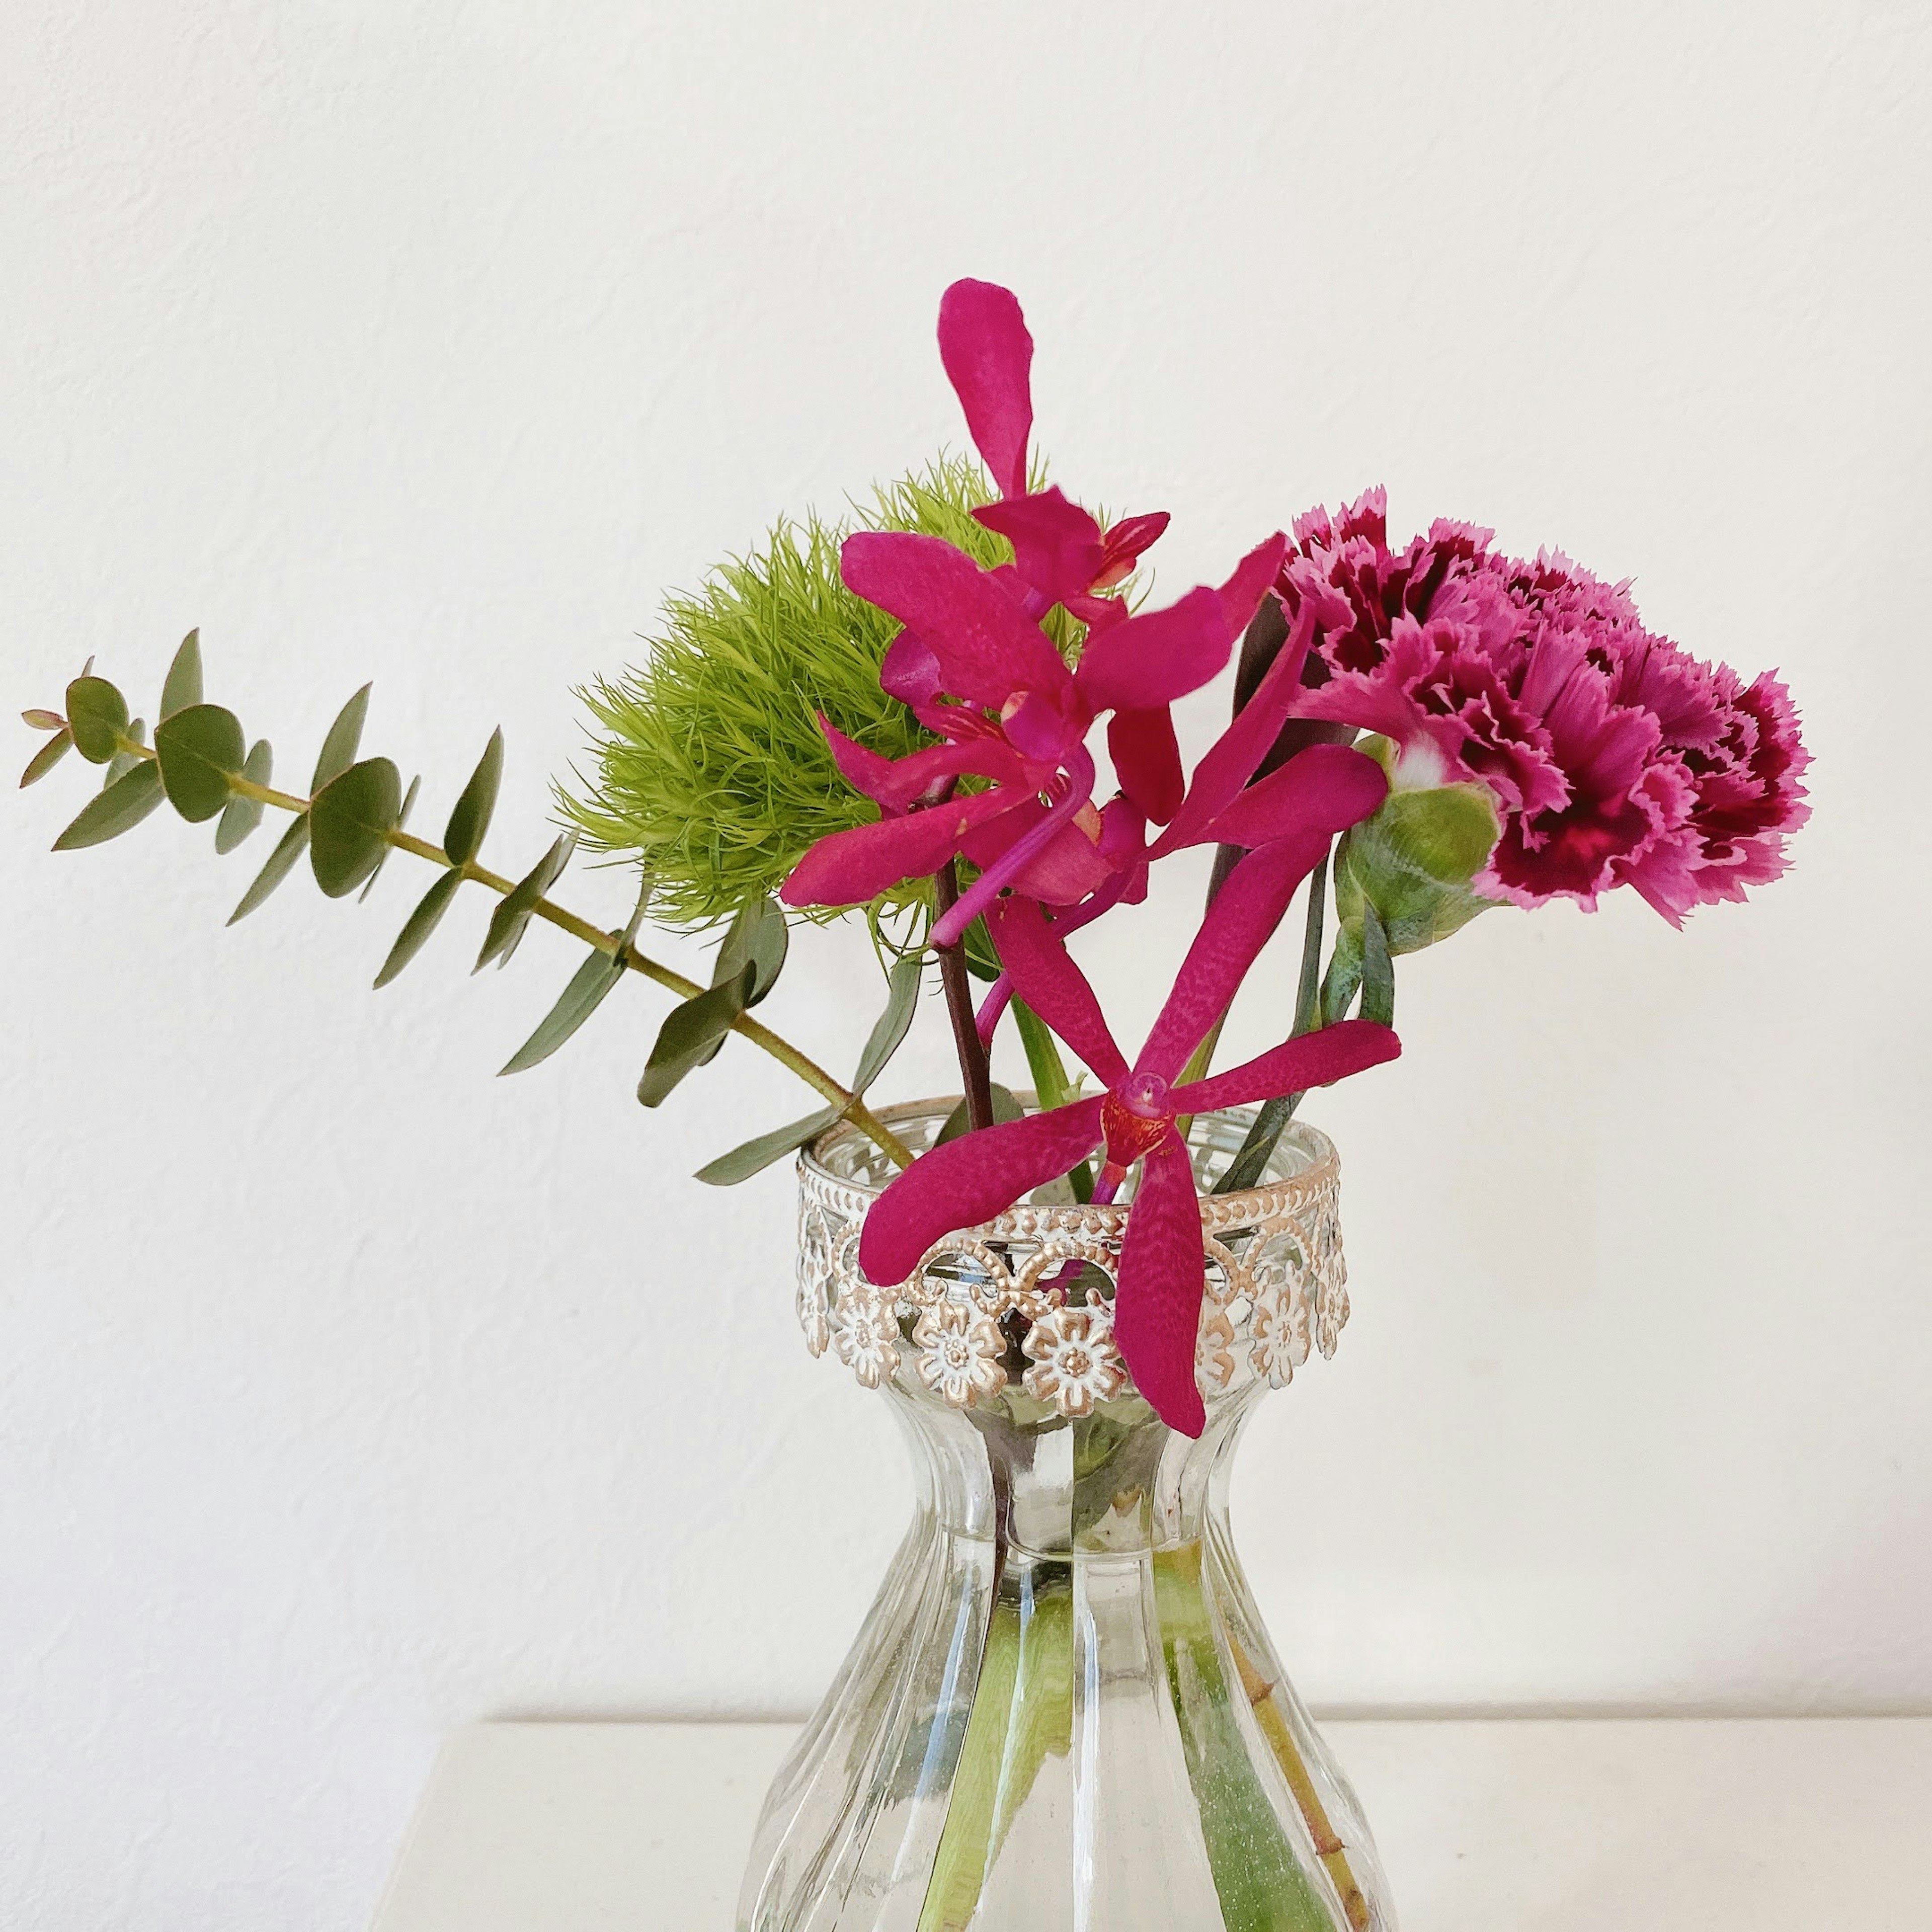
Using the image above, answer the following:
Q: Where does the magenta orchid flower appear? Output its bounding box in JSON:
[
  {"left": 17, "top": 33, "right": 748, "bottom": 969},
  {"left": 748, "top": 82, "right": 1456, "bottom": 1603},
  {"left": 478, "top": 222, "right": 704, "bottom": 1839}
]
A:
[
  {"left": 779, "top": 527, "right": 1286, "bottom": 944},
  {"left": 859, "top": 833, "right": 1402, "bottom": 1436}
]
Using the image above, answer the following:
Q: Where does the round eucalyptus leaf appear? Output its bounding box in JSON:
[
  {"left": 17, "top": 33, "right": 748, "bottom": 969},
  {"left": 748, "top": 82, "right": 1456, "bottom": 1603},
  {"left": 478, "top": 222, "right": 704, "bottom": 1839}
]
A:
[
  {"left": 309, "top": 756, "right": 402, "bottom": 898},
  {"left": 102, "top": 718, "right": 148, "bottom": 787},
  {"left": 154, "top": 703, "right": 246, "bottom": 822},
  {"left": 65, "top": 676, "right": 128, "bottom": 763}
]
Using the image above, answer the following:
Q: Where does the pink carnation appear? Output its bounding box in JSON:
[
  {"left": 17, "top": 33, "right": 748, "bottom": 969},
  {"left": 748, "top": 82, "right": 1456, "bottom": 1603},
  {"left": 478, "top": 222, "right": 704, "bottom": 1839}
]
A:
[{"left": 1277, "top": 490, "right": 1810, "bottom": 923}]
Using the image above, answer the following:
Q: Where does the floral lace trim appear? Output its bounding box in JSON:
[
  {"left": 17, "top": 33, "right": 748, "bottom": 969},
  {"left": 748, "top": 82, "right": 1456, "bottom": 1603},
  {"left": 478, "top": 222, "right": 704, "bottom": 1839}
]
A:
[{"left": 795, "top": 1120, "right": 1348, "bottom": 1415}]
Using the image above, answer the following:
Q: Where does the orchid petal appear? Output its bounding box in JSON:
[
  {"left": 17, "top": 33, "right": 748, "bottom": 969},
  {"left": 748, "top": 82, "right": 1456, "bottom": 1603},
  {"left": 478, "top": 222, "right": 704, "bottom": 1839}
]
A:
[
  {"left": 819, "top": 717, "right": 1016, "bottom": 811},
  {"left": 1108, "top": 707, "right": 1185, "bottom": 826},
  {"left": 937, "top": 278, "right": 1034, "bottom": 500},
  {"left": 779, "top": 788, "right": 1014, "bottom": 909},
  {"left": 842, "top": 531, "right": 1072, "bottom": 712},
  {"left": 1197, "top": 743, "right": 1387, "bottom": 851},
  {"left": 1074, "top": 586, "right": 1233, "bottom": 714},
  {"left": 933, "top": 743, "right": 1098, "bottom": 946},
  {"left": 880, "top": 631, "right": 942, "bottom": 706},
  {"left": 1095, "top": 511, "right": 1171, "bottom": 586},
  {"left": 988, "top": 897, "right": 1130, "bottom": 1085},
  {"left": 1111, "top": 1132, "right": 1209, "bottom": 1436},
  {"left": 1216, "top": 531, "right": 1290, "bottom": 637},
  {"left": 1151, "top": 592, "right": 1328, "bottom": 856},
  {"left": 973, "top": 488, "right": 1106, "bottom": 605},
  {"left": 859, "top": 1097, "right": 1106, "bottom": 1285},
  {"left": 1135, "top": 832, "right": 1329, "bottom": 1080},
  {"left": 1171, "top": 1019, "right": 1402, "bottom": 1117}
]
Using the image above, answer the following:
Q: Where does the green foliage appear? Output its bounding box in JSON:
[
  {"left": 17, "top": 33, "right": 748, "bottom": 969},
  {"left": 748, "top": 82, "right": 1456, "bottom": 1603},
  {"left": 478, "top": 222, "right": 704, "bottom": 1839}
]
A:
[
  {"left": 310, "top": 757, "right": 403, "bottom": 897},
  {"left": 19, "top": 728, "right": 73, "bottom": 787},
  {"left": 52, "top": 759, "right": 164, "bottom": 848},
  {"left": 312, "top": 684, "right": 370, "bottom": 791},
  {"left": 65, "top": 676, "right": 128, "bottom": 762},
  {"left": 560, "top": 454, "right": 1028, "bottom": 930},
  {"left": 357, "top": 773, "right": 419, "bottom": 900},
  {"left": 475, "top": 833, "right": 574, "bottom": 969},
  {"left": 638, "top": 965, "right": 758, "bottom": 1106},
  {"left": 102, "top": 719, "right": 146, "bottom": 786},
  {"left": 376, "top": 869, "right": 463, "bottom": 986},
  {"left": 159, "top": 631, "right": 203, "bottom": 720},
  {"left": 229, "top": 814, "right": 310, "bottom": 923},
  {"left": 215, "top": 740, "right": 274, "bottom": 852},
  {"left": 444, "top": 729, "right": 503, "bottom": 865},
  {"left": 692, "top": 951, "right": 925, "bottom": 1183},
  {"left": 500, "top": 948, "right": 627, "bottom": 1075},
  {"left": 154, "top": 703, "right": 246, "bottom": 822},
  {"left": 935, "top": 1082, "right": 1024, "bottom": 1144}
]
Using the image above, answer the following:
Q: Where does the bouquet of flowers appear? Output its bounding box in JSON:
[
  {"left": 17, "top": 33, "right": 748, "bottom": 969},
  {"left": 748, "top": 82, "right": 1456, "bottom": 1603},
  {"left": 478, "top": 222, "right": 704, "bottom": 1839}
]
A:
[{"left": 22, "top": 278, "right": 1810, "bottom": 1930}]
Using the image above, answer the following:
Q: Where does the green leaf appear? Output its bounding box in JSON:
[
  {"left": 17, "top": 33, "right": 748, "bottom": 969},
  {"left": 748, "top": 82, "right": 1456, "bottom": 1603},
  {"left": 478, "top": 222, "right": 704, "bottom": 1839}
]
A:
[
  {"left": 852, "top": 954, "right": 924, "bottom": 1094},
  {"left": 215, "top": 740, "right": 274, "bottom": 853},
  {"left": 51, "top": 760, "right": 164, "bottom": 849},
  {"left": 154, "top": 703, "right": 246, "bottom": 822},
  {"left": 474, "top": 833, "right": 575, "bottom": 971},
  {"left": 65, "top": 676, "right": 128, "bottom": 763},
  {"left": 499, "top": 946, "right": 627, "bottom": 1075},
  {"left": 159, "top": 629, "right": 203, "bottom": 720},
  {"left": 309, "top": 756, "right": 401, "bottom": 898},
  {"left": 373, "top": 868, "right": 463, "bottom": 987},
  {"left": 102, "top": 719, "right": 147, "bottom": 786},
  {"left": 19, "top": 727, "right": 72, "bottom": 787},
  {"left": 358, "top": 773, "right": 419, "bottom": 900},
  {"left": 310, "top": 683, "right": 371, "bottom": 792},
  {"left": 960, "top": 915, "right": 1003, "bottom": 983},
  {"left": 1358, "top": 901, "right": 1394, "bottom": 1027},
  {"left": 713, "top": 895, "right": 788, "bottom": 1007},
  {"left": 637, "top": 964, "right": 757, "bottom": 1107},
  {"left": 693, "top": 1103, "right": 842, "bottom": 1186},
  {"left": 23, "top": 708, "right": 65, "bottom": 732},
  {"left": 443, "top": 728, "right": 504, "bottom": 865},
  {"left": 1319, "top": 929, "right": 1363, "bottom": 1028},
  {"left": 934, "top": 1082, "right": 1024, "bottom": 1145},
  {"left": 228, "top": 814, "right": 310, "bottom": 922}
]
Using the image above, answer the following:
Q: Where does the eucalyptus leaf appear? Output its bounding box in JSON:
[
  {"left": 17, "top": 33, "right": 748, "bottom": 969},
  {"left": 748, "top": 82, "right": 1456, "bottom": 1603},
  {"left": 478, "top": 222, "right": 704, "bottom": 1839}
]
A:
[
  {"left": 693, "top": 1104, "right": 842, "bottom": 1186},
  {"left": 51, "top": 760, "right": 164, "bottom": 849},
  {"left": 215, "top": 740, "right": 274, "bottom": 853},
  {"left": 934, "top": 1082, "right": 1024, "bottom": 1145},
  {"left": 65, "top": 676, "right": 128, "bottom": 763},
  {"left": 637, "top": 964, "right": 757, "bottom": 1107},
  {"left": 852, "top": 954, "right": 923, "bottom": 1094},
  {"left": 158, "top": 630, "right": 203, "bottom": 720},
  {"left": 713, "top": 896, "right": 788, "bottom": 1007},
  {"left": 309, "top": 756, "right": 401, "bottom": 898},
  {"left": 310, "top": 683, "right": 371, "bottom": 792},
  {"left": 103, "top": 719, "right": 147, "bottom": 787},
  {"left": 373, "top": 868, "right": 463, "bottom": 987},
  {"left": 443, "top": 728, "right": 503, "bottom": 866},
  {"left": 23, "top": 709, "right": 65, "bottom": 732},
  {"left": 358, "top": 773, "right": 420, "bottom": 900},
  {"left": 499, "top": 946, "right": 627, "bottom": 1075},
  {"left": 228, "top": 814, "right": 310, "bottom": 923},
  {"left": 154, "top": 703, "right": 246, "bottom": 822},
  {"left": 474, "top": 832, "right": 575, "bottom": 971},
  {"left": 19, "top": 728, "right": 73, "bottom": 787}
]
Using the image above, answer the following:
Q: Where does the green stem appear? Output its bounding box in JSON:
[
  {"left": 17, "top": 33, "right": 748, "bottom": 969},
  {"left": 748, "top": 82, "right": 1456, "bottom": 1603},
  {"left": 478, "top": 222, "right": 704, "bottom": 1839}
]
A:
[
  {"left": 1011, "top": 999, "right": 1092, "bottom": 1201},
  {"left": 133, "top": 746, "right": 917, "bottom": 1168}
]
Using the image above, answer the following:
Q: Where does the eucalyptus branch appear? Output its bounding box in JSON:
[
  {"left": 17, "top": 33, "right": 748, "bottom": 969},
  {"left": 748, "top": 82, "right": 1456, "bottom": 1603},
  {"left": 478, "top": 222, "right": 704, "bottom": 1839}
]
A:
[{"left": 23, "top": 641, "right": 916, "bottom": 1173}]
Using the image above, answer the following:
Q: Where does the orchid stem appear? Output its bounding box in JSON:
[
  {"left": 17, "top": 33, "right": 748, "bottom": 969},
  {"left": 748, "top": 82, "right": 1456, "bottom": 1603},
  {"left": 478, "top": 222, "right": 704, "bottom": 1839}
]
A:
[
  {"left": 933, "top": 859, "right": 995, "bottom": 1132},
  {"left": 110, "top": 736, "right": 916, "bottom": 1170}
]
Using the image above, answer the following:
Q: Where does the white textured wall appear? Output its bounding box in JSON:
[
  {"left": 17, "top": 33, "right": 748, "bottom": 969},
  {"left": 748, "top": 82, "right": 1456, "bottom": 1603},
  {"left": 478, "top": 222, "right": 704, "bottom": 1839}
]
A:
[{"left": 4, "top": 2, "right": 1927, "bottom": 1924}]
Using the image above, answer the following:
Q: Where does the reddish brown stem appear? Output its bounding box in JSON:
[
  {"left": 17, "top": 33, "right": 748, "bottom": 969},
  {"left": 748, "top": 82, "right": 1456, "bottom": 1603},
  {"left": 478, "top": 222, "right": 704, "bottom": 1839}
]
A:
[{"left": 934, "top": 860, "right": 995, "bottom": 1131}]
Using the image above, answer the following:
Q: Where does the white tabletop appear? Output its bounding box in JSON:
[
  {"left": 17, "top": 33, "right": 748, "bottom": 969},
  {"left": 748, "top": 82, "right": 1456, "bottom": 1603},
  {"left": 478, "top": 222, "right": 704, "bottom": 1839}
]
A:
[{"left": 372, "top": 1717, "right": 1932, "bottom": 1930}]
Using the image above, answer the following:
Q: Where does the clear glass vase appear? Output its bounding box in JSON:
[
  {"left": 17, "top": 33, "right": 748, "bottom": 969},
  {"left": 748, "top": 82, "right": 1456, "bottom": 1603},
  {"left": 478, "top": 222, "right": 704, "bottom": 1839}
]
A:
[{"left": 739, "top": 1103, "right": 1396, "bottom": 1932}]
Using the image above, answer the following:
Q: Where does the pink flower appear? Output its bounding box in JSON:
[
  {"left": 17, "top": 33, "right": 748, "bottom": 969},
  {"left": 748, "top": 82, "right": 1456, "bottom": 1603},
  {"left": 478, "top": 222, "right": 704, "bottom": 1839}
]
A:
[
  {"left": 780, "top": 527, "right": 1285, "bottom": 944},
  {"left": 1279, "top": 491, "right": 1810, "bottom": 921},
  {"left": 859, "top": 833, "right": 1402, "bottom": 1435}
]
